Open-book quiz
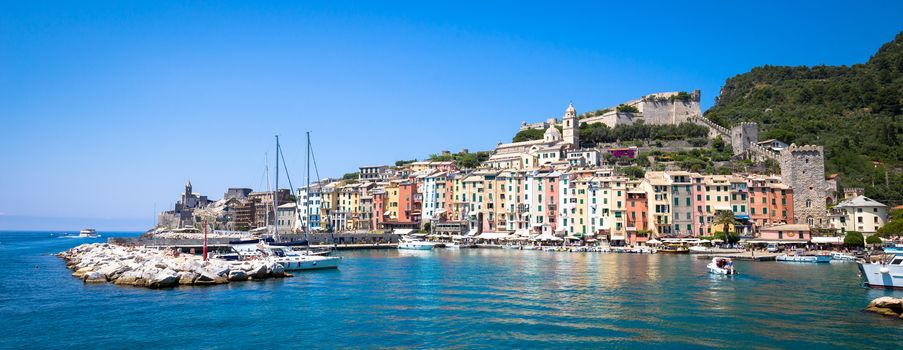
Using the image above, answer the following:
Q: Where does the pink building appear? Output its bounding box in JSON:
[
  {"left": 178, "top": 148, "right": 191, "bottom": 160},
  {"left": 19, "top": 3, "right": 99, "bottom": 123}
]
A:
[{"left": 757, "top": 223, "right": 809, "bottom": 244}]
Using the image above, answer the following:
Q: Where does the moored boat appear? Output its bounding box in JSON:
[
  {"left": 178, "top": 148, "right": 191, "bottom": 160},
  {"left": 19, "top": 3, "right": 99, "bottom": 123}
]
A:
[
  {"left": 707, "top": 257, "right": 737, "bottom": 275},
  {"left": 398, "top": 237, "right": 435, "bottom": 250},
  {"left": 776, "top": 253, "right": 832, "bottom": 263},
  {"left": 657, "top": 245, "right": 689, "bottom": 254},
  {"left": 858, "top": 251, "right": 903, "bottom": 289}
]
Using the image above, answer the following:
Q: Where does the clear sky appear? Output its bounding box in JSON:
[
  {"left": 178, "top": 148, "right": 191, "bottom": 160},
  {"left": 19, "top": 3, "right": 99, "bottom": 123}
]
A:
[{"left": 2, "top": 1, "right": 902, "bottom": 231}]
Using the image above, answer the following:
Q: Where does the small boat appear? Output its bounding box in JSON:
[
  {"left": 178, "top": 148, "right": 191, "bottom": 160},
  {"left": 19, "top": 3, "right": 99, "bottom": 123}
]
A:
[
  {"left": 657, "top": 245, "right": 689, "bottom": 254},
  {"left": 397, "top": 237, "right": 435, "bottom": 250},
  {"left": 830, "top": 252, "right": 857, "bottom": 262},
  {"left": 776, "top": 254, "right": 832, "bottom": 263},
  {"left": 708, "top": 257, "right": 737, "bottom": 275},
  {"left": 78, "top": 229, "right": 100, "bottom": 238},
  {"left": 689, "top": 245, "right": 713, "bottom": 253},
  {"left": 858, "top": 251, "right": 903, "bottom": 289}
]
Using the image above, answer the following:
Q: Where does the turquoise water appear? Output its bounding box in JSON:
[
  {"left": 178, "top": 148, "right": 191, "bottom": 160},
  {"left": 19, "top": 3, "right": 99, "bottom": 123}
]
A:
[{"left": 1, "top": 231, "right": 901, "bottom": 349}]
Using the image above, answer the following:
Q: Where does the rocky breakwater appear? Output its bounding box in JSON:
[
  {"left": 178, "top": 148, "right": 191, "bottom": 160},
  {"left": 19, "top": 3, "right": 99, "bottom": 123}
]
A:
[
  {"left": 58, "top": 243, "right": 289, "bottom": 289},
  {"left": 865, "top": 297, "right": 903, "bottom": 319}
]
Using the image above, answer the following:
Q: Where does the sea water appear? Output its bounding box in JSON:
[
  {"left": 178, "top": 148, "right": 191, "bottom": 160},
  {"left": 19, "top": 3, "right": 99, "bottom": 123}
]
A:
[{"left": 1, "top": 231, "right": 901, "bottom": 349}]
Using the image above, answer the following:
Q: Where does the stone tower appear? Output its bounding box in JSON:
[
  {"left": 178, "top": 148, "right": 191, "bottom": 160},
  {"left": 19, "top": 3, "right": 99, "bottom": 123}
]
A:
[
  {"left": 779, "top": 145, "right": 827, "bottom": 227},
  {"left": 731, "top": 122, "right": 759, "bottom": 157},
  {"left": 562, "top": 103, "right": 579, "bottom": 146}
]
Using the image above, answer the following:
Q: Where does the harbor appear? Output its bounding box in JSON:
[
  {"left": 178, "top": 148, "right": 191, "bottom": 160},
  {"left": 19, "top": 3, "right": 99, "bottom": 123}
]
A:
[{"left": 4, "top": 230, "right": 903, "bottom": 349}]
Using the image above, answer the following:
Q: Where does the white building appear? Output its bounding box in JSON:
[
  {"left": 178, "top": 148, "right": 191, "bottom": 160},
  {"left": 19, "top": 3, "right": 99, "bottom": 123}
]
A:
[
  {"left": 567, "top": 149, "right": 601, "bottom": 167},
  {"left": 297, "top": 184, "right": 322, "bottom": 231},
  {"left": 829, "top": 195, "right": 888, "bottom": 235}
]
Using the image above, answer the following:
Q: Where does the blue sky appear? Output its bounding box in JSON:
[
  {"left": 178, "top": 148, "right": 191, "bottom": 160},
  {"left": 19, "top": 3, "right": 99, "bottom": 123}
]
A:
[{"left": 2, "top": 1, "right": 902, "bottom": 230}]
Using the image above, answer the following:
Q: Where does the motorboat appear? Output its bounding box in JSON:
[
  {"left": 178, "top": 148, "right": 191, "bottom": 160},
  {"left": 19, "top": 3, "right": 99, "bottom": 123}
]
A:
[
  {"left": 858, "top": 251, "right": 903, "bottom": 289},
  {"left": 261, "top": 245, "right": 340, "bottom": 271},
  {"left": 689, "top": 245, "right": 714, "bottom": 253},
  {"left": 775, "top": 253, "right": 832, "bottom": 263},
  {"left": 707, "top": 257, "right": 737, "bottom": 275},
  {"left": 830, "top": 252, "right": 857, "bottom": 262},
  {"left": 78, "top": 229, "right": 100, "bottom": 238},
  {"left": 657, "top": 245, "right": 689, "bottom": 254},
  {"left": 397, "top": 237, "right": 436, "bottom": 250}
]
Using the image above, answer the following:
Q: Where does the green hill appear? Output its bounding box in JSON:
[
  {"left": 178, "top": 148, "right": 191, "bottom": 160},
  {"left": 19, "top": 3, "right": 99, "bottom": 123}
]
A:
[{"left": 704, "top": 31, "right": 903, "bottom": 205}]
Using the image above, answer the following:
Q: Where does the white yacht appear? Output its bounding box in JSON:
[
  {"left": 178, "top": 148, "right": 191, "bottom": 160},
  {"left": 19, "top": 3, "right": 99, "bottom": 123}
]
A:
[
  {"left": 858, "top": 249, "right": 903, "bottom": 289},
  {"left": 78, "top": 229, "right": 99, "bottom": 238},
  {"left": 263, "top": 245, "right": 340, "bottom": 271},
  {"left": 707, "top": 257, "right": 737, "bottom": 275},
  {"left": 397, "top": 237, "right": 435, "bottom": 250},
  {"left": 776, "top": 254, "right": 832, "bottom": 263}
]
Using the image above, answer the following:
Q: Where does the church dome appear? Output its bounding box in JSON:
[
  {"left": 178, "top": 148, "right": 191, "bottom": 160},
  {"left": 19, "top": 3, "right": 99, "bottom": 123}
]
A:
[{"left": 544, "top": 124, "right": 561, "bottom": 142}]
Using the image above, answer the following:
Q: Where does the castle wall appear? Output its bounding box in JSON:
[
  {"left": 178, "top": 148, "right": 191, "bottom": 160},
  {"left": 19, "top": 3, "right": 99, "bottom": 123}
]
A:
[
  {"left": 779, "top": 145, "right": 828, "bottom": 228},
  {"left": 581, "top": 111, "right": 635, "bottom": 128},
  {"left": 638, "top": 98, "right": 700, "bottom": 125}
]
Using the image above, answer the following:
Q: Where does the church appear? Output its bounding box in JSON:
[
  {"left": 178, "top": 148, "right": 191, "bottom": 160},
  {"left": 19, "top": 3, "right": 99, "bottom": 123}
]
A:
[{"left": 486, "top": 103, "right": 580, "bottom": 170}]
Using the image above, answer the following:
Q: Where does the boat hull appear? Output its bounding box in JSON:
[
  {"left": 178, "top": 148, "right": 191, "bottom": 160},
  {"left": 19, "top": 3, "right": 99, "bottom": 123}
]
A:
[
  {"left": 707, "top": 264, "right": 737, "bottom": 275},
  {"left": 858, "top": 262, "right": 903, "bottom": 289},
  {"left": 273, "top": 256, "right": 341, "bottom": 271},
  {"left": 776, "top": 255, "right": 832, "bottom": 263},
  {"left": 398, "top": 243, "right": 434, "bottom": 250}
]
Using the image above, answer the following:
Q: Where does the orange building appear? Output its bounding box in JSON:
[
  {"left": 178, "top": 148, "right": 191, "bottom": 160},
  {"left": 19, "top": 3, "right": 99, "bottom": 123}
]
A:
[
  {"left": 747, "top": 176, "right": 794, "bottom": 231},
  {"left": 626, "top": 191, "right": 649, "bottom": 245}
]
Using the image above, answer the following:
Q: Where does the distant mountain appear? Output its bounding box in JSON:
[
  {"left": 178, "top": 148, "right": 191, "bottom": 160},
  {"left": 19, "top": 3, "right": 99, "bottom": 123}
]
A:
[{"left": 705, "top": 31, "right": 903, "bottom": 205}]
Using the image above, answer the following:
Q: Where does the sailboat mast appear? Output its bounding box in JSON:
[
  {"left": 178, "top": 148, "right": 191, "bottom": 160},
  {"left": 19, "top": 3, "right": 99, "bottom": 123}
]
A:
[
  {"left": 306, "top": 132, "right": 311, "bottom": 236},
  {"left": 274, "top": 135, "right": 280, "bottom": 241}
]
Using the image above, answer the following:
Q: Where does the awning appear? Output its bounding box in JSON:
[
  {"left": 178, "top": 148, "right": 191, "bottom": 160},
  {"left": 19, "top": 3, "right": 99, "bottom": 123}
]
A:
[
  {"left": 647, "top": 239, "right": 662, "bottom": 245},
  {"left": 811, "top": 236, "right": 842, "bottom": 244},
  {"left": 394, "top": 229, "right": 414, "bottom": 235},
  {"left": 745, "top": 239, "right": 808, "bottom": 244},
  {"left": 383, "top": 211, "right": 391, "bottom": 216},
  {"left": 610, "top": 235, "right": 626, "bottom": 241},
  {"left": 467, "top": 228, "right": 479, "bottom": 237},
  {"left": 477, "top": 232, "right": 510, "bottom": 240},
  {"left": 434, "top": 208, "right": 446, "bottom": 214},
  {"left": 532, "top": 233, "right": 562, "bottom": 241}
]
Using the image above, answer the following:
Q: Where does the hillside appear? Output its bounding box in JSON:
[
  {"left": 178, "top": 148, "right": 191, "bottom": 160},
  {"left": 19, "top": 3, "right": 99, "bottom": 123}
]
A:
[{"left": 704, "top": 31, "right": 903, "bottom": 205}]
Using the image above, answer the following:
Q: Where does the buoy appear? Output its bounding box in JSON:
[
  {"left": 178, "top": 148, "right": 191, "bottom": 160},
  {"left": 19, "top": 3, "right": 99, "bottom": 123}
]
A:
[{"left": 879, "top": 267, "right": 890, "bottom": 274}]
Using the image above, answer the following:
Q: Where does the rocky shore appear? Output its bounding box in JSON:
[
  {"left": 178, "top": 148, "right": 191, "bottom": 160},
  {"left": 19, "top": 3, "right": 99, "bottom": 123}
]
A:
[
  {"left": 865, "top": 297, "right": 903, "bottom": 319},
  {"left": 58, "top": 243, "right": 289, "bottom": 288}
]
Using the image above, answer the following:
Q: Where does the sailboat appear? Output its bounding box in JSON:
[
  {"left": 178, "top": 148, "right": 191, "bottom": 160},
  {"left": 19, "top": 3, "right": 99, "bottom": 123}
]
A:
[{"left": 258, "top": 134, "right": 341, "bottom": 271}]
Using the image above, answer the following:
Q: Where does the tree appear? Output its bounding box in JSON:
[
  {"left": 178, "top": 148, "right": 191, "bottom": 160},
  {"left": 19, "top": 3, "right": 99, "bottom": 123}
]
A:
[
  {"left": 342, "top": 172, "right": 359, "bottom": 180},
  {"left": 843, "top": 231, "right": 864, "bottom": 246},
  {"left": 712, "top": 136, "right": 726, "bottom": 153},
  {"left": 513, "top": 128, "right": 544, "bottom": 142},
  {"left": 713, "top": 231, "right": 740, "bottom": 244},
  {"left": 876, "top": 209, "right": 903, "bottom": 238},
  {"left": 713, "top": 210, "right": 738, "bottom": 239},
  {"left": 865, "top": 234, "right": 882, "bottom": 245},
  {"left": 617, "top": 104, "right": 639, "bottom": 113}
]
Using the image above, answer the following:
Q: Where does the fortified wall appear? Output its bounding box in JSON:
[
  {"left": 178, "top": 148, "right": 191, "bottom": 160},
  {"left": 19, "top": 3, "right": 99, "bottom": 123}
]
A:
[{"left": 519, "top": 90, "right": 701, "bottom": 131}]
